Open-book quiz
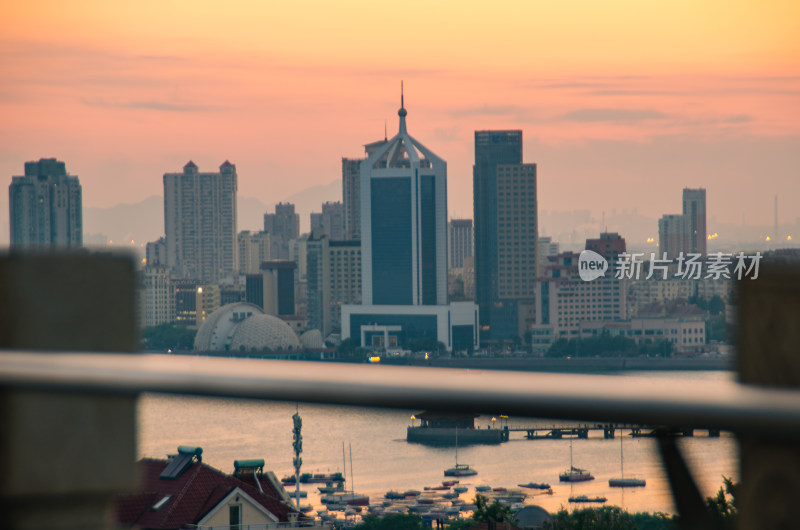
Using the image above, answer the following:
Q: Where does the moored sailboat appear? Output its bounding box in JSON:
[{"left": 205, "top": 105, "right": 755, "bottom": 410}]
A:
[
  {"left": 444, "top": 427, "right": 478, "bottom": 477},
  {"left": 558, "top": 439, "right": 594, "bottom": 482},
  {"left": 609, "top": 430, "right": 646, "bottom": 487}
]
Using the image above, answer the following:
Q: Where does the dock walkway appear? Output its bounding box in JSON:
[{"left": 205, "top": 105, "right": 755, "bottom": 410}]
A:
[{"left": 507, "top": 425, "right": 721, "bottom": 440}]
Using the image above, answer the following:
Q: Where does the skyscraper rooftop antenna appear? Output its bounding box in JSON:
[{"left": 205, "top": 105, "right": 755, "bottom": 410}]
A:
[
  {"left": 384, "top": 119, "right": 387, "bottom": 141},
  {"left": 398, "top": 80, "right": 407, "bottom": 134}
]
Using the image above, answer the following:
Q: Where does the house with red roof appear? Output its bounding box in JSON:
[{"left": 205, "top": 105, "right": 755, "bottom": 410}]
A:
[{"left": 115, "top": 446, "right": 316, "bottom": 529}]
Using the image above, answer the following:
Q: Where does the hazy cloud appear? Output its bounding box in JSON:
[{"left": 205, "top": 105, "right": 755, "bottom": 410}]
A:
[
  {"left": 562, "top": 108, "right": 671, "bottom": 122},
  {"left": 449, "top": 104, "right": 535, "bottom": 120},
  {"left": 135, "top": 55, "right": 188, "bottom": 62},
  {"left": 721, "top": 114, "right": 754, "bottom": 124},
  {"left": 589, "top": 89, "right": 681, "bottom": 96},
  {"left": 539, "top": 82, "right": 613, "bottom": 89},
  {"left": 81, "top": 98, "right": 221, "bottom": 112}
]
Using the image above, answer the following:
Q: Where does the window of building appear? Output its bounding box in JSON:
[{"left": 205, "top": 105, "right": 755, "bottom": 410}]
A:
[{"left": 230, "top": 504, "right": 242, "bottom": 530}]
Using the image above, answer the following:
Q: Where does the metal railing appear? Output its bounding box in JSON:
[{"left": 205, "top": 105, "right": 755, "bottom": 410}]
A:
[{"left": 0, "top": 352, "right": 798, "bottom": 438}]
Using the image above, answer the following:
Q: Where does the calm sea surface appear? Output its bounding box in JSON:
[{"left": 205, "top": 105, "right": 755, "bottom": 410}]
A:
[{"left": 138, "top": 369, "right": 737, "bottom": 516}]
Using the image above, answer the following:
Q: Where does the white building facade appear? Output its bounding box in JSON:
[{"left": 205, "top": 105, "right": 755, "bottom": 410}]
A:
[{"left": 164, "top": 161, "right": 238, "bottom": 283}]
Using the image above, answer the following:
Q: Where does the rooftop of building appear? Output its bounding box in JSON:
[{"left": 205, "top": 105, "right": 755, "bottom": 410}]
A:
[
  {"left": 116, "top": 452, "right": 297, "bottom": 529},
  {"left": 259, "top": 260, "right": 298, "bottom": 270}
]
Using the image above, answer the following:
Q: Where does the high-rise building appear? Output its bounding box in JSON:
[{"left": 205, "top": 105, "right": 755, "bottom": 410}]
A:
[
  {"left": 246, "top": 261, "right": 296, "bottom": 317},
  {"left": 238, "top": 230, "right": 271, "bottom": 275},
  {"left": 310, "top": 201, "right": 345, "bottom": 241},
  {"left": 341, "top": 92, "right": 479, "bottom": 352},
  {"left": 537, "top": 237, "right": 559, "bottom": 277},
  {"left": 473, "top": 131, "right": 538, "bottom": 344},
  {"left": 530, "top": 235, "right": 628, "bottom": 353},
  {"left": 343, "top": 140, "right": 387, "bottom": 241},
  {"left": 264, "top": 202, "right": 299, "bottom": 260},
  {"left": 9, "top": 158, "right": 83, "bottom": 249},
  {"left": 174, "top": 278, "right": 199, "bottom": 324},
  {"left": 657, "top": 188, "right": 706, "bottom": 259},
  {"left": 586, "top": 232, "right": 626, "bottom": 261},
  {"left": 306, "top": 230, "right": 362, "bottom": 337},
  {"left": 496, "top": 164, "right": 538, "bottom": 299},
  {"left": 683, "top": 188, "right": 707, "bottom": 256},
  {"left": 448, "top": 219, "right": 473, "bottom": 269},
  {"left": 146, "top": 238, "right": 168, "bottom": 267},
  {"left": 360, "top": 102, "right": 447, "bottom": 307},
  {"left": 342, "top": 158, "right": 361, "bottom": 241},
  {"left": 164, "top": 161, "right": 238, "bottom": 283},
  {"left": 138, "top": 266, "right": 174, "bottom": 328},
  {"left": 195, "top": 284, "right": 221, "bottom": 325},
  {"left": 658, "top": 214, "right": 685, "bottom": 260}
]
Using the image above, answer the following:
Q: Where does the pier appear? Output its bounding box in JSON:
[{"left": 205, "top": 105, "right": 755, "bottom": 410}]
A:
[{"left": 504, "top": 424, "right": 722, "bottom": 440}]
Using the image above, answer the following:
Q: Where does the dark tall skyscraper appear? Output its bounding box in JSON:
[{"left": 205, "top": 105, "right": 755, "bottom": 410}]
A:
[
  {"left": 341, "top": 92, "right": 479, "bottom": 353},
  {"left": 473, "top": 131, "right": 538, "bottom": 345},
  {"left": 9, "top": 158, "right": 83, "bottom": 249},
  {"left": 682, "top": 188, "right": 707, "bottom": 256},
  {"left": 658, "top": 188, "right": 707, "bottom": 259}
]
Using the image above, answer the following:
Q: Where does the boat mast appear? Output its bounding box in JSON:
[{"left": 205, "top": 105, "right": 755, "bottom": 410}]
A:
[
  {"left": 349, "top": 442, "right": 355, "bottom": 495},
  {"left": 342, "top": 442, "right": 346, "bottom": 491},
  {"left": 455, "top": 426, "right": 459, "bottom": 466},
  {"left": 620, "top": 430, "right": 624, "bottom": 478},
  {"left": 570, "top": 439, "right": 573, "bottom": 470}
]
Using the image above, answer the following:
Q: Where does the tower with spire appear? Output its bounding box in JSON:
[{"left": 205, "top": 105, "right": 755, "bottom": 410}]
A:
[
  {"left": 341, "top": 87, "right": 478, "bottom": 352},
  {"left": 360, "top": 83, "right": 447, "bottom": 306}
]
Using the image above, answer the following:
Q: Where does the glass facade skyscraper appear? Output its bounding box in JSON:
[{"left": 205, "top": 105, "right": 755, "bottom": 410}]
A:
[
  {"left": 359, "top": 97, "right": 448, "bottom": 307},
  {"left": 473, "top": 131, "right": 538, "bottom": 344},
  {"left": 341, "top": 93, "right": 479, "bottom": 352}
]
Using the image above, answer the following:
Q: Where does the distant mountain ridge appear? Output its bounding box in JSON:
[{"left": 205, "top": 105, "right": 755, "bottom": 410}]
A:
[{"left": 77, "top": 179, "right": 342, "bottom": 248}]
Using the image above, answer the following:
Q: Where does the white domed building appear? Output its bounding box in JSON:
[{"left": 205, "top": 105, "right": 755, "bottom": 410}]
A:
[
  {"left": 229, "top": 314, "right": 301, "bottom": 352},
  {"left": 299, "top": 329, "right": 324, "bottom": 349},
  {"left": 194, "top": 303, "right": 301, "bottom": 352}
]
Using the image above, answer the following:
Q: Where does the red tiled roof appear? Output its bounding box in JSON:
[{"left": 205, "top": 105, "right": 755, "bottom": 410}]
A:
[{"left": 116, "top": 458, "right": 297, "bottom": 529}]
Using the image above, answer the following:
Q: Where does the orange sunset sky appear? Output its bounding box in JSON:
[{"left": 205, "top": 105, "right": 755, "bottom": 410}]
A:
[{"left": 1, "top": 1, "right": 799, "bottom": 235}]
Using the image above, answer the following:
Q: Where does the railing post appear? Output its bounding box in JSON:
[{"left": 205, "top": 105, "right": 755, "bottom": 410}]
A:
[
  {"left": 736, "top": 265, "right": 800, "bottom": 529},
  {"left": 0, "top": 253, "right": 138, "bottom": 529}
]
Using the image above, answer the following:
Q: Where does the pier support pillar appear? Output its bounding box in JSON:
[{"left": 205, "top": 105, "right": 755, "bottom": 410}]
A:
[
  {"left": 0, "top": 254, "right": 138, "bottom": 530},
  {"left": 736, "top": 265, "right": 800, "bottom": 530}
]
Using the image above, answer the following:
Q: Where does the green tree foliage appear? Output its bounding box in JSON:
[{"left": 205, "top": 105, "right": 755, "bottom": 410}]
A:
[
  {"left": 545, "top": 331, "right": 676, "bottom": 358},
  {"left": 546, "top": 333, "right": 635, "bottom": 358},
  {"left": 689, "top": 295, "right": 725, "bottom": 316},
  {"left": 544, "top": 506, "right": 676, "bottom": 529},
  {"left": 141, "top": 323, "right": 196, "bottom": 351},
  {"left": 406, "top": 337, "right": 447, "bottom": 353},
  {"left": 336, "top": 337, "right": 370, "bottom": 361},
  {"left": 445, "top": 520, "right": 476, "bottom": 530},
  {"left": 705, "top": 315, "right": 728, "bottom": 343},
  {"left": 354, "top": 513, "right": 426, "bottom": 530},
  {"left": 337, "top": 337, "right": 360, "bottom": 355},
  {"left": 472, "top": 494, "right": 517, "bottom": 525},
  {"left": 690, "top": 294, "right": 729, "bottom": 343},
  {"left": 705, "top": 476, "right": 737, "bottom": 529}
]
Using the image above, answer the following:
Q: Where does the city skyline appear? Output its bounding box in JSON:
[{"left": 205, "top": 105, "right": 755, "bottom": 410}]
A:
[{"left": 1, "top": 1, "right": 798, "bottom": 232}]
